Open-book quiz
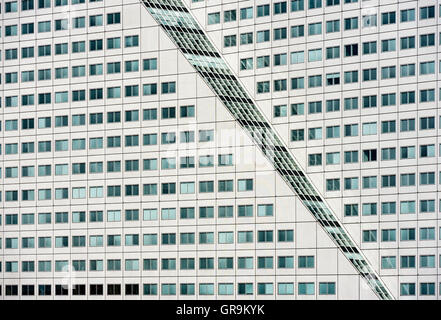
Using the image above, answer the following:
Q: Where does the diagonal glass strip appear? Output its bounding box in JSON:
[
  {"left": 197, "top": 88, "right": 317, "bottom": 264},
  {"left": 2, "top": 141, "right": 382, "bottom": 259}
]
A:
[{"left": 140, "top": 0, "right": 394, "bottom": 300}]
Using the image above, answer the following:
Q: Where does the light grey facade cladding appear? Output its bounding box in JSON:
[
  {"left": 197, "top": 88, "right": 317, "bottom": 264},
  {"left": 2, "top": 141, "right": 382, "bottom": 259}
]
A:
[{"left": 0, "top": 0, "right": 439, "bottom": 299}]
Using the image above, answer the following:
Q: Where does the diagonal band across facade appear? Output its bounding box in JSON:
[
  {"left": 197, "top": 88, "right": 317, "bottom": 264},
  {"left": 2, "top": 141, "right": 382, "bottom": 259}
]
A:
[{"left": 140, "top": 0, "right": 394, "bottom": 300}]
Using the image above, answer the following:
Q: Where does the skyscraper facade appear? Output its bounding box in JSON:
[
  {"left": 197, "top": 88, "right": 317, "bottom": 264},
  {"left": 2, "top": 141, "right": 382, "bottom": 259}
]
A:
[{"left": 0, "top": 0, "right": 439, "bottom": 300}]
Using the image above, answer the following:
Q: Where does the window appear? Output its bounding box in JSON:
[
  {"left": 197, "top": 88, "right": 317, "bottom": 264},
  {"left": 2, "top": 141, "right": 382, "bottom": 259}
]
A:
[
  {"left": 381, "top": 93, "right": 396, "bottom": 107},
  {"left": 257, "top": 4, "right": 270, "bottom": 17},
  {"left": 308, "top": 22, "right": 322, "bottom": 35},
  {"left": 344, "top": 124, "right": 358, "bottom": 137},
  {"left": 326, "top": 46, "right": 339, "bottom": 60},
  {"left": 218, "top": 180, "right": 233, "bottom": 192},
  {"left": 362, "top": 14, "right": 377, "bottom": 27},
  {"left": 274, "top": 53, "right": 287, "bottom": 66},
  {"left": 107, "top": 12, "right": 121, "bottom": 25},
  {"left": 381, "top": 66, "right": 396, "bottom": 79},
  {"left": 400, "top": 228, "right": 416, "bottom": 241},
  {"left": 381, "top": 229, "right": 396, "bottom": 242},
  {"left": 326, "top": 73, "right": 340, "bottom": 86},
  {"left": 344, "top": 177, "right": 358, "bottom": 190},
  {"left": 344, "top": 71, "right": 358, "bottom": 83},
  {"left": 420, "top": 199, "right": 435, "bottom": 213},
  {"left": 256, "top": 30, "right": 270, "bottom": 43},
  {"left": 400, "top": 36, "right": 415, "bottom": 51},
  {"left": 326, "top": 20, "right": 340, "bottom": 33},
  {"left": 363, "top": 41, "right": 377, "bottom": 54},
  {"left": 274, "top": 105, "right": 287, "bottom": 117},
  {"left": 420, "top": 33, "right": 435, "bottom": 47},
  {"left": 319, "top": 283, "right": 335, "bottom": 295},
  {"left": 400, "top": 64, "right": 415, "bottom": 78},
  {"left": 224, "top": 35, "right": 237, "bottom": 47},
  {"left": 72, "top": 41, "right": 85, "bottom": 53},
  {"left": 325, "top": 151, "right": 340, "bottom": 166},
  {"left": 420, "top": 6, "right": 435, "bottom": 20},
  {"left": 5, "top": 25, "right": 18, "bottom": 37},
  {"left": 207, "top": 12, "right": 220, "bottom": 25},
  {"left": 274, "top": 1, "right": 287, "bottom": 14},
  {"left": 363, "top": 176, "right": 377, "bottom": 189},
  {"left": 420, "top": 227, "right": 435, "bottom": 241},
  {"left": 381, "top": 147, "right": 396, "bottom": 161},
  {"left": 420, "top": 61, "right": 435, "bottom": 75},
  {"left": 240, "top": 58, "right": 253, "bottom": 70},
  {"left": 291, "top": 77, "right": 304, "bottom": 90},
  {"left": 257, "top": 56, "right": 270, "bottom": 68},
  {"left": 274, "top": 79, "right": 287, "bottom": 91},
  {"left": 381, "top": 120, "right": 396, "bottom": 134},
  {"left": 291, "top": 103, "right": 304, "bottom": 116},
  {"left": 298, "top": 283, "right": 314, "bottom": 295},
  {"left": 125, "top": 35, "right": 139, "bottom": 48},
  {"left": 420, "top": 116, "right": 435, "bottom": 130},
  {"left": 400, "top": 9, "right": 415, "bottom": 22},
  {"left": 362, "top": 122, "right": 377, "bottom": 135},
  {"left": 291, "top": 0, "right": 304, "bottom": 11},
  {"left": 400, "top": 173, "right": 416, "bottom": 187},
  {"left": 308, "top": 75, "right": 322, "bottom": 88},
  {"left": 291, "top": 25, "right": 304, "bottom": 38},
  {"left": 240, "top": 32, "right": 253, "bottom": 45},
  {"left": 161, "top": 82, "right": 176, "bottom": 94},
  {"left": 363, "top": 68, "right": 377, "bottom": 81},
  {"left": 362, "top": 230, "right": 377, "bottom": 242},
  {"left": 381, "top": 202, "right": 396, "bottom": 215},
  {"left": 381, "top": 256, "right": 396, "bottom": 269},
  {"left": 21, "top": 23, "right": 34, "bottom": 35},
  {"left": 420, "top": 89, "right": 435, "bottom": 102},
  {"left": 224, "top": 9, "right": 236, "bottom": 22},
  {"left": 344, "top": 44, "right": 358, "bottom": 57},
  {"left": 326, "top": 126, "right": 340, "bottom": 139},
  {"left": 420, "top": 144, "right": 435, "bottom": 158},
  {"left": 5, "top": 1, "right": 18, "bottom": 12},
  {"left": 344, "top": 97, "right": 358, "bottom": 110},
  {"left": 309, "top": 0, "right": 321, "bottom": 9},
  {"left": 274, "top": 27, "right": 287, "bottom": 40},
  {"left": 309, "top": 153, "right": 322, "bottom": 166},
  {"left": 382, "top": 11, "right": 396, "bottom": 25},
  {"left": 344, "top": 17, "right": 358, "bottom": 30}
]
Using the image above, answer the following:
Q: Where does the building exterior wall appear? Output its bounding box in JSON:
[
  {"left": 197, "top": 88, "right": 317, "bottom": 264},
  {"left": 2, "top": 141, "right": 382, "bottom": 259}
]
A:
[{"left": 0, "top": 0, "right": 438, "bottom": 299}]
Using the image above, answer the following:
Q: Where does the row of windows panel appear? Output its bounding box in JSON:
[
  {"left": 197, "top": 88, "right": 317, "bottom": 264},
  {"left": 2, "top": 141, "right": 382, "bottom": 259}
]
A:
[
  {"left": 361, "top": 229, "right": 439, "bottom": 242},
  {"left": 290, "top": 117, "right": 439, "bottom": 142},
  {"left": 257, "top": 75, "right": 441, "bottom": 94},
  {"left": 324, "top": 174, "right": 441, "bottom": 191},
  {"left": 2, "top": 83, "right": 174, "bottom": 107},
  {"left": 0, "top": 108, "right": 192, "bottom": 131},
  {"left": 342, "top": 201, "right": 441, "bottom": 216},
  {"left": 3, "top": 0, "right": 102, "bottom": 14},
  {"left": 309, "top": 146, "right": 441, "bottom": 166},
  {"left": 6, "top": 281, "right": 441, "bottom": 296},
  {"left": 0, "top": 204, "right": 275, "bottom": 225},
  {"left": 0, "top": 128, "right": 215, "bottom": 153},
  {"left": 3, "top": 13, "right": 120, "bottom": 36},
  {"left": 0, "top": 256, "right": 311, "bottom": 273},
  {"left": 3, "top": 254, "right": 441, "bottom": 273},
  {"left": 0, "top": 229, "right": 293, "bottom": 248},
  {"left": 276, "top": 99, "right": 437, "bottom": 117},
  {"left": 242, "top": 51, "right": 439, "bottom": 75},
  {"left": 5, "top": 59, "right": 157, "bottom": 83},
  {"left": 0, "top": 281, "right": 335, "bottom": 296},
  {"left": 0, "top": 158, "right": 234, "bottom": 179},
  {"left": 3, "top": 36, "right": 140, "bottom": 60},
  {"left": 225, "top": 30, "right": 440, "bottom": 47},
  {"left": 207, "top": 3, "right": 438, "bottom": 25},
  {"left": 0, "top": 157, "right": 234, "bottom": 179}
]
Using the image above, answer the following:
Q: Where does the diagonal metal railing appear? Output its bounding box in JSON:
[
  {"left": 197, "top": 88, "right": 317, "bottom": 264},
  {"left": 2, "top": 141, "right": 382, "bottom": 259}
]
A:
[{"left": 140, "top": 0, "right": 394, "bottom": 300}]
